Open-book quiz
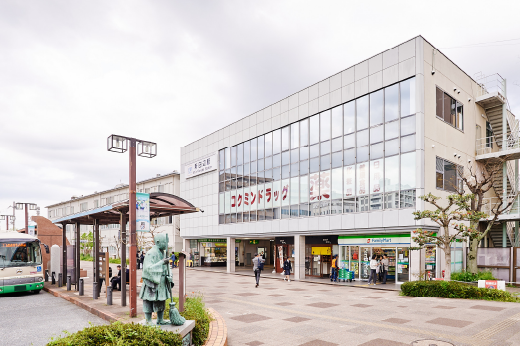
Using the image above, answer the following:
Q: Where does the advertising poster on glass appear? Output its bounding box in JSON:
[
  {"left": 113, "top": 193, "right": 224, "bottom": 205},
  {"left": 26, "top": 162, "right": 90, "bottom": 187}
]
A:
[{"left": 136, "top": 192, "right": 150, "bottom": 232}]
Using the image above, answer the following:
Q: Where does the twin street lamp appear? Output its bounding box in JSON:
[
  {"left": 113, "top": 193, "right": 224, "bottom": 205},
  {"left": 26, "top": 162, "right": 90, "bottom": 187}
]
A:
[
  {"left": 107, "top": 134, "right": 156, "bottom": 317},
  {"left": 15, "top": 202, "right": 38, "bottom": 234},
  {"left": 0, "top": 215, "right": 15, "bottom": 231}
]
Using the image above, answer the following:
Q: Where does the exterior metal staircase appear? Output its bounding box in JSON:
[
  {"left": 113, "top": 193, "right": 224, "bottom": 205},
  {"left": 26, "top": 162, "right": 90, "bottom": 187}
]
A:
[{"left": 488, "top": 223, "right": 512, "bottom": 247}]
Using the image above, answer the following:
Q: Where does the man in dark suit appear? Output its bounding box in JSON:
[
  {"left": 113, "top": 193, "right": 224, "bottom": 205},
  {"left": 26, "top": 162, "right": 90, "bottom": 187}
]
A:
[{"left": 111, "top": 265, "right": 129, "bottom": 291}]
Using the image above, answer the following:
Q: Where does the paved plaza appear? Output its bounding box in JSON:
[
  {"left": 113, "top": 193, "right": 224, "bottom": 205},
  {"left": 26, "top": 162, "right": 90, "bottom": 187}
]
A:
[
  {"left": 186, "top": 268, "right": 520, "bottom": 346},
  {"left": 29, "top": 262, "right": 520, "bottom": 345}
]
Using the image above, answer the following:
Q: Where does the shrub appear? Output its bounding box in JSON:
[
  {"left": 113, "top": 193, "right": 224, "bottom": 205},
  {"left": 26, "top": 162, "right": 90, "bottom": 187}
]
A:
[
  {"left": 164, "top": 295, "right": 211, "bottom": 346},
  {"left": 47, "top": 322, "right": 182, "bottom": 346},
  {"left": 451, "top": 270, "right": 496, "bottom": 282},
  {"left": 401, "top": 280, "right": 519, "bottom": 302},
  {"left": 80, "top": 254, "right": 129, "bottom": 265}
]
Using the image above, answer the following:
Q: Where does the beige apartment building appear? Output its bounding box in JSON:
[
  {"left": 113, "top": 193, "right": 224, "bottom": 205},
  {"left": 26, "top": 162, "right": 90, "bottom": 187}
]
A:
[
  {"left": 46, "top": 171, "right": 183, "bottom": 255},
  {"left": 180, "top": 36, "right": 519, "bottom": 282}
]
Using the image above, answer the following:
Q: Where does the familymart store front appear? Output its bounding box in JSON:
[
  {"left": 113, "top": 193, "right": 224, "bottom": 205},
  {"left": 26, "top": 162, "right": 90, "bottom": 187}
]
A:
[{"left": 339, "top": 234, "right": 413, "bottom": 283}]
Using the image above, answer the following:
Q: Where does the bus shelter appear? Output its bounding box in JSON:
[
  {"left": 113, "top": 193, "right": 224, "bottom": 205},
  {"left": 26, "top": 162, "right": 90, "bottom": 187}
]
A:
[{"left": 52, "top": 192, "right": 199, "bottom": 312}]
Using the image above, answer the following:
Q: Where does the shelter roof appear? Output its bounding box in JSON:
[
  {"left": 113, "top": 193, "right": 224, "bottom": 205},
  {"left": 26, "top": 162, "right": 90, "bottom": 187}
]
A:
[{"left": 51, "top": 192, "right": 198, "bottom": 225}]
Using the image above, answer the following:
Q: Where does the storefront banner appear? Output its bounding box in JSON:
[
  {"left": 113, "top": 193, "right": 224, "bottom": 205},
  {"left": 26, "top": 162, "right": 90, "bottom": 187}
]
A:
[
  {"left": 185, "top": 153, "right": 218, "bottom": 179},
  {"left": 136, "top": 193, "right": 150, "bottom": 232},
  {"left": 339, "top": 234, "right": 410, "bottom": 245},
  {"left": 28, "top": 225, "right": 35, "bottom": 236},
  {"left": 306, "top": 235, "right": 338, "bottom": 245},
  {"left": 198, "top": 239, "right": 226, "bottom": 243},
  {"left": 275, "top": 237, "right": 294, "bottom": 245},
  {"left": 312, "top": 247, "right": 331, "bottom": 255}
]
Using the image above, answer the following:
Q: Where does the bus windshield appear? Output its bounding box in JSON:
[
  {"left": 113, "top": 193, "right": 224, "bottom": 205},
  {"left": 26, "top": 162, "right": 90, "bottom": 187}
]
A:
[{"left": 0, "top": 241, "right": 42, "bottom": 268}]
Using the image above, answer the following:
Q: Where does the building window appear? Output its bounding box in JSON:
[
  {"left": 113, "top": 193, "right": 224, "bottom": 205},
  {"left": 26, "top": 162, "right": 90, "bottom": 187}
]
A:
[
  {"left": 80, "top": 202, "right": 88, "bottom": 212},
  {"left": 436, "top": 157, "right": 463, "bottom": 193},
  {"left": 436, "top": 87, "right": 463, "bottom": 131},
  {"left": 218, "top": 77, "right": 417, "bottom": 224},
  {"left": 486, "top": 121, "right": 493, "bottom": 148},
  {"left": 93, "top": 200, "right": 99, "bottom": 208},
  {"left": 158, "top": 185, "right": 164, "bottom": 193}
]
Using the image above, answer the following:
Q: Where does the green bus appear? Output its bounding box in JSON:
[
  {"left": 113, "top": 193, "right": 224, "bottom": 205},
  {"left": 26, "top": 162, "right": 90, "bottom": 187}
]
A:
[{"left": 0, "top": 232, "right": 44, "bottom": 294}]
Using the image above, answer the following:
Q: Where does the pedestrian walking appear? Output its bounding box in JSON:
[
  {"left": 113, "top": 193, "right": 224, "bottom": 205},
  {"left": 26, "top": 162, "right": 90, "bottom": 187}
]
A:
[
  {"left": 140, "top": 252, "right": 145, "bottom": 270},
  {"left": 330, "top": 255, "right": 338, "bottom": 282},
  {"left": 252, "top": 253, "right": 265, "bottom": 288},
  {"left": 381, "top": 254, "right": 389, "bottom": 284},
  {"left": 136, "top": 251, "right": 140, "bottom": 270},
  {"left": 368, "top": 254, "right": 378, "bottom": 286},
  {"left": 283, "top": 257, "right": 291, "bottom": 282},
  {"left": 171, "top": 252, "right": 176, "bottom": 269}
]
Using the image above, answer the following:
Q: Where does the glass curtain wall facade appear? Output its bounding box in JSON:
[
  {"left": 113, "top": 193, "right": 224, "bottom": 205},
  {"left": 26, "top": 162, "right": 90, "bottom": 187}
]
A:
[{"left": 218, "top": 77, "right": 417, "bottom": 224}]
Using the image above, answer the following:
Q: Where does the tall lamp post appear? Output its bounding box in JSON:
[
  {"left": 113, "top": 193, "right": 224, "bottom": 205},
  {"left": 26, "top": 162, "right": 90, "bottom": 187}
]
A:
[
  {"left": 0, "top": 215, "right": 15, "bottom": 231},
  {"left": 107, "top": 134, "right": 157, "bottom": 317},
  {"left": 14, "top": 203, "right": 38, "bottom": 233}
]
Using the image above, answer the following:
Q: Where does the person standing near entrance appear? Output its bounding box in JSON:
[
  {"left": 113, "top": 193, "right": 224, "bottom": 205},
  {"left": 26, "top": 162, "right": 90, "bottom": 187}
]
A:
[
  {"left": 381, "top": 254, "right": 389, "bottom": 284},
  {"left": 253, "top": 253, "right": 265, "bottom": 288},
  {"left": 330, "top": 255, "right": 338, "bottom": 282},
  {"left": 283, "top": 257, "right": 291, "bottom": 282},
  {"left": 368, "top": 254, "right": 379, "bottom": 286},
  {"left": 136, "top": 251, "right": 140, "bottom": 270}
]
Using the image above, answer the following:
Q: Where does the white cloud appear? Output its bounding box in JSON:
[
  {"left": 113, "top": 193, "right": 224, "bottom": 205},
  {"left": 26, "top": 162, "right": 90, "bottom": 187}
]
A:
[{"left": 1, "top": 0, "right": 520, "bottom": 228}]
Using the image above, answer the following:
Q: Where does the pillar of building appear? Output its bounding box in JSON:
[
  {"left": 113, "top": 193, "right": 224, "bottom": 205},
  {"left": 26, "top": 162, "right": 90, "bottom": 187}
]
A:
[
  {"left": 227, "top": 237, "right": 236, "bottom": 273},
  {"left": 182, "top": 238, "right": 190, "bottom": 253},
  {"left": 294, "top": 235, "right": 305, "bottom": 280}
]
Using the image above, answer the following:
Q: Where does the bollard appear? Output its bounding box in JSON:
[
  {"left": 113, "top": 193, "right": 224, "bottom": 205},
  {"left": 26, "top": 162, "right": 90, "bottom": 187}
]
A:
[
  {"left": 58, "top": 273, "right": 63, "bottom": 287},
  {"left": 67, "top": 275, "right": 71, "bottom": 291},
  {"left": 45, "top": 270, "right": 49, "bottom": 282},
  {"left": 107, "top": 286, "right": 113, "bottom": 305},
  {"left": 93, "top": 281, "right": 98, "bottom": 299},
  {"left": 79, "top": 278, "right": 84, "bottom": 296},
  {"left": 51, "top": 272, "right": 56, "bottom": 285}
]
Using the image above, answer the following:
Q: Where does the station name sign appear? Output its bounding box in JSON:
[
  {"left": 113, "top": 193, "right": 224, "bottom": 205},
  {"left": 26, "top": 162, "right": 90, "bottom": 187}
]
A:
[{"left": 185, "top": 153, "right": 218, "bottom": 179}]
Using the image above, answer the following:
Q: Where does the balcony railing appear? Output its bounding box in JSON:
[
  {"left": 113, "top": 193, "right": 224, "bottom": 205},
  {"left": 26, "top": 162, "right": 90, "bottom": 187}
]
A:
[{"left": 476, "top": 133, "right": 520, "bottom": 156}]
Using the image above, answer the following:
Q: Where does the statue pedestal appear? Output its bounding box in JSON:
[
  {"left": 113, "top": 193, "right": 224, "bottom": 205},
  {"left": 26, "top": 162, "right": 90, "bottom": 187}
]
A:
[{"left": 138, "top": 319, "right": 195, "bottom": 343}]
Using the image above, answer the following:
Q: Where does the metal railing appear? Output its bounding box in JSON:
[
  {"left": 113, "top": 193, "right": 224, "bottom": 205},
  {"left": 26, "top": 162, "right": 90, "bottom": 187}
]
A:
[
  {"left": 475, "top": 133, "right": 520, "bottom": 156},
  {"left": 475, "top": 73, "right": 506, "bottom": 98}
]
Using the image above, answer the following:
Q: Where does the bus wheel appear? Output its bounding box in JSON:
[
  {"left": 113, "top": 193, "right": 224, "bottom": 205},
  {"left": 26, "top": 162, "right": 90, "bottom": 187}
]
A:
[{"left": 33, "top": 289, "right": 41, "bottom": 294}]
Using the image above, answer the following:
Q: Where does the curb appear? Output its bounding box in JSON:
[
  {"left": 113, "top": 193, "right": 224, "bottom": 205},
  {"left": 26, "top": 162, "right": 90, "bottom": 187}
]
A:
[
  {"left": 203, "top": 307, "right": 228, "bottom": 346},
  {"left": 43, "top": 285, "right": 120, "bottom": 323}
]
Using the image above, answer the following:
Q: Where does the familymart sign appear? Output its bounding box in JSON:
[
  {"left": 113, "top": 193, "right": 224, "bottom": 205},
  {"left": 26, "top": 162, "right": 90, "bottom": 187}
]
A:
[{"left": 339, "top": 234, "right": 411, "bottom": 246}]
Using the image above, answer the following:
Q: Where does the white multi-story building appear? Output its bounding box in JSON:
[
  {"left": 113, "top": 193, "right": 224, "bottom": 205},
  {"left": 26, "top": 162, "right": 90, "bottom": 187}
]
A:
[
  {"left": 180, "top": 36, "right": 518, "bottom": 282},
  {"left": 46, "top": 171, "right": 183, "bottom": 255}
]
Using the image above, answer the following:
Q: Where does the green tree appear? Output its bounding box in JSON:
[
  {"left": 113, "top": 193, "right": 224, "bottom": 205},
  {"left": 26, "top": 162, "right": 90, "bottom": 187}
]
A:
[
  {"left": 412, "top": 193, "right": 482, "bottom": 281},
  {"left": 80, "top": 231, "right": 94, "bottom": 255},
  {"left": 455, "top": 160, "right": 517, "bottom": 274}
]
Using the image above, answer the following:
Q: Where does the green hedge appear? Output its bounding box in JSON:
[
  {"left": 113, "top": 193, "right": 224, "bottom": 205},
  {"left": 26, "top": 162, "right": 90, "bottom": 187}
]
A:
[
  {"left": 47, "top": 322, "right": 182, "bottom": 346},
  {"left": 80, "top": 254, "right": 129, "bottom": 265},
  {"left": 401, "top": 280, "right": 519, "bottom": 302},
  {"left": 48, "top": 296, "right": 212, "bottom": 346},
  {"left": 451, "top": 270, "right": 495, "bottom": 282},
  {"left": 165, "top": 296, "right": 211, "bottom": 346}
]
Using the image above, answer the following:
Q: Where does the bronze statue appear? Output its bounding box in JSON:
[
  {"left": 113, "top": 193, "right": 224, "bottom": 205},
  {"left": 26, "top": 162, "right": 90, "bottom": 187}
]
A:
[{"left": 139, "top": 233, "right": 174, "bottom": 325}]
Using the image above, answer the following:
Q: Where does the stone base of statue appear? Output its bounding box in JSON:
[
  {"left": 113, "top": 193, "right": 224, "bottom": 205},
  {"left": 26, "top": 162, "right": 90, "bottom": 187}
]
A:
[{"left": 138, "top": 319, "right": 195, "bottom": 345}]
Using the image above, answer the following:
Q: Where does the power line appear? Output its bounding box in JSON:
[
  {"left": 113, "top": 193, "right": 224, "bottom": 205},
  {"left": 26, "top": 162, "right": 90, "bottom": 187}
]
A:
[{"left": 440, "top": 37, "right": 520, "bottom": 49}]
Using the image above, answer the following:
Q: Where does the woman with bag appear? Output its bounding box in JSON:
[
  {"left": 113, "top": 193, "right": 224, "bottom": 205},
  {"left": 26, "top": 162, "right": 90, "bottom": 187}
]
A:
[{"left": 283, "top": 257, "right": 292, "bottom": 282}]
